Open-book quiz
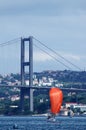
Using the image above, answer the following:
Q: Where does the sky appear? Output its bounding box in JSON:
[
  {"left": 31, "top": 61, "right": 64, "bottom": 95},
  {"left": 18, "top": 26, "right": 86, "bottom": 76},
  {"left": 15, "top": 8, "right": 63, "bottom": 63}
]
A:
[{"left": 0, "top": 0, "right": 86, "bottom": 74}]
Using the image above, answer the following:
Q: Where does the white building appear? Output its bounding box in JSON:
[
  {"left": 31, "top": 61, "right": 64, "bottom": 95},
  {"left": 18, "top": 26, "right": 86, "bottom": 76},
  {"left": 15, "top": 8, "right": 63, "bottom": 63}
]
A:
[
  {"left": 73, "top": 104, "right": 86, "bottom": 112},
  {"left": 65, "top": 103, "right": 86, "bottom": 112}
]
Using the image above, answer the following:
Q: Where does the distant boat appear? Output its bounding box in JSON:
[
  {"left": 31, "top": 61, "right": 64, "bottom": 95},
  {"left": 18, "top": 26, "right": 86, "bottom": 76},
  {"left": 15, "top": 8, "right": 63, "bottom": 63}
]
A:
[{"left": 47, "top": 87, "right": 63, "bottom": 121}]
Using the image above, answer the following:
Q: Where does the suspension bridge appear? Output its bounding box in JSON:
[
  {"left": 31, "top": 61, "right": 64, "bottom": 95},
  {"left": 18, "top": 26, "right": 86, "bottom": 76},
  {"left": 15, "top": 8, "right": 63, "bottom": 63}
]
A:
[{"left": 0, "top": 36, "right": 86, "bottom": 112}]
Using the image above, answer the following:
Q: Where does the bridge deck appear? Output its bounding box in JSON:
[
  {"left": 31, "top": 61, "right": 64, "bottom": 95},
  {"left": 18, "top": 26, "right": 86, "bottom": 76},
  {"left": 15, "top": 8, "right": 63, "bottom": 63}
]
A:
[{"left": 0, "top": 84, "right": 86, "bottom": 92}]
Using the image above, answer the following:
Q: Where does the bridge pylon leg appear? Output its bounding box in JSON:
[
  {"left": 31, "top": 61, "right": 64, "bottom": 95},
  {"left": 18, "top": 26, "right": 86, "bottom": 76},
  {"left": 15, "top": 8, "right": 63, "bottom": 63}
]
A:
[
  {"left": 20, "top": 36, "right": 33, "bottom": 113},
  {"left": 20, "top": 88, "right": 24, "bottom": 112}
]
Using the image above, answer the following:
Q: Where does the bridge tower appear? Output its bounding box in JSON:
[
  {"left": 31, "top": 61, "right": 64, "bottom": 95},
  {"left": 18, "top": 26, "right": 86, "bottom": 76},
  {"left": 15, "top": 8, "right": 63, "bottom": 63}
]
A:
[{"left": 20, "top": 36, "right": 33, "bottom": 112}]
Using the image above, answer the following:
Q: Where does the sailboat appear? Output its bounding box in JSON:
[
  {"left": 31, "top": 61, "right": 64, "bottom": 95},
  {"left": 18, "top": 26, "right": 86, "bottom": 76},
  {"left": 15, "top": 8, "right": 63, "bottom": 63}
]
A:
[{"left": 47, "top": 87, "right": 63, "bottom": 122}]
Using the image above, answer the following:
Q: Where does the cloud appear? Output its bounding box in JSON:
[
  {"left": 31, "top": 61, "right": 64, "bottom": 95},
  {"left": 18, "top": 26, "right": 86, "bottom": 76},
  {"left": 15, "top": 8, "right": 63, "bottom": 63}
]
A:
[
  {"left": 33, "top": 50, "right": 81, "bottom": 62},
  {"left": 32, "top": 50, "right": 85, "bottom": 71},
  {"left": 33, "top": 51, "right": 52, "bottom": 62},
  {"left": 62, "top": 53, "right": 81, "bottom": 61},
  {"left": 0, "top": 0, "right": 86, "bottom": 16}
]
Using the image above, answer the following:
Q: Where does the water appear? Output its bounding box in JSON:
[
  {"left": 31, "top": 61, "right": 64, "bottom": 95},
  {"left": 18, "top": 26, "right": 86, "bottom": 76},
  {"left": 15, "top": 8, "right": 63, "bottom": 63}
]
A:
[{"left": 0, "top": 116, "right": 86, "bottom": 130}]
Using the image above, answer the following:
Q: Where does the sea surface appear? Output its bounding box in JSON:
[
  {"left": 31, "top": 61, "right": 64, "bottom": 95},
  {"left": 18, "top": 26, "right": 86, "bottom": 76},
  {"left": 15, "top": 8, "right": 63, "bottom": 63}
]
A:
[{"left": 0, "top": 116, "right": 86, "bottom": 130}]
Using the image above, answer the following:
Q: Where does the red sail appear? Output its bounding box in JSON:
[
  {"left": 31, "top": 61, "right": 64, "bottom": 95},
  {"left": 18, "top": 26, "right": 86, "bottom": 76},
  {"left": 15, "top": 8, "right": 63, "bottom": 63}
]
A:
[{"left": 49, "top": 87, "right": 63, "bottom": 114}]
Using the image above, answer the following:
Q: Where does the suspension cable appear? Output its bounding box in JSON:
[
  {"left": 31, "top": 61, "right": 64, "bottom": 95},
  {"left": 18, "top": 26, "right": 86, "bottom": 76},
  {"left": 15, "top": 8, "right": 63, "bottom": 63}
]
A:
[
  {"left": 33, "top": 43, "right": 72, "bottom": 70},
  {"left": 0, "top": 37, "right": 21, "bottom": 47},
  {"left": 33, "top": 37, "right": 82, "bottom": 71}
]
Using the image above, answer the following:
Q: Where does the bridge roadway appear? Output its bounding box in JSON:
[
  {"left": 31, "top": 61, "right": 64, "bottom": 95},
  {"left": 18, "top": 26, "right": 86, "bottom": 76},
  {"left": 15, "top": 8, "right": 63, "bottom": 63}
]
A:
[{"left": 0, "top": 84, "right": 86, "bottom": 92}]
